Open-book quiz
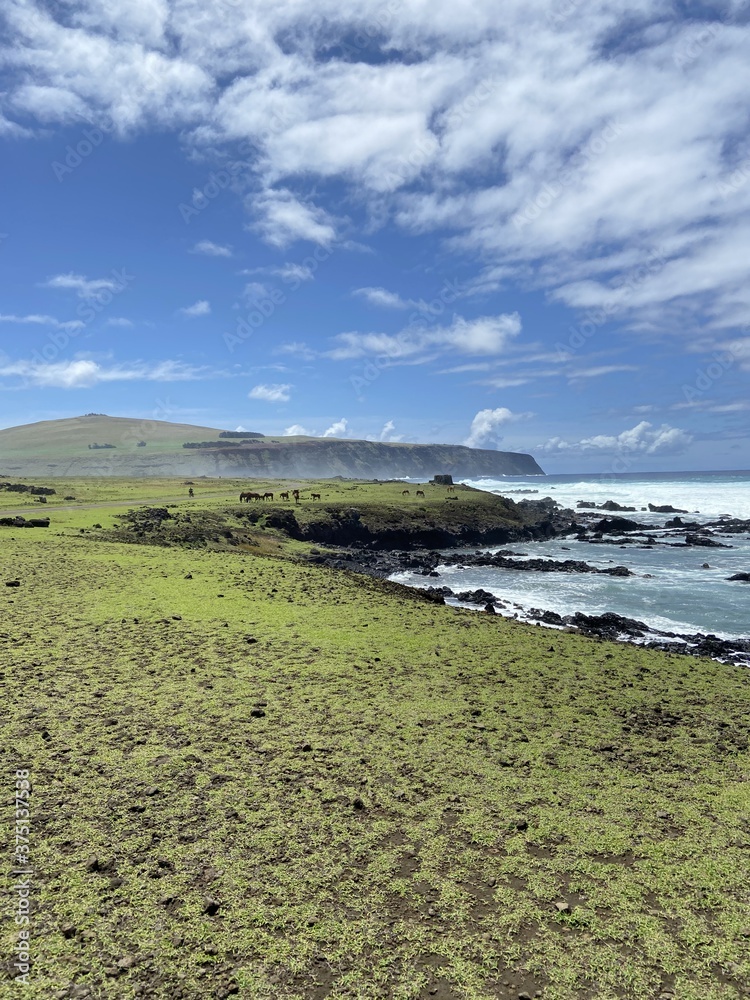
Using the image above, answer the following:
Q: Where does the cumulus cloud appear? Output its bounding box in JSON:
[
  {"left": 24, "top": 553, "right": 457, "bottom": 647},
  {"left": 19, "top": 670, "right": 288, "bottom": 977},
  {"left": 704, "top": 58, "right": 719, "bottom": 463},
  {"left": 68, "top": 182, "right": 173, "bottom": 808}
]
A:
[
  {"left": 283, "top": 423, "right": 311, "bottom": 436},
  {"left": 191, "top": 240, "right": 232, "bottom": 257},
  {"left": 249, "top": 383, "right": 291, "bottom": 403},
  {"left": 105, "top": 317, "right": 133, "bottom": 328},
  {"left": 464, "top": 407, "right": 526, "bottom": 448},
  {"left": 354, "top": 287, "right": 412, "bottom": 309},
  {"left": 251, "top": 189, "right": 336, "bottom": 248},
  {"left": 0, "top": 358, "right": 208, "bottom": 389},
  {"left": 541, "top": 421, "right": 694, "bottom": 456},
  {"left": 180, "top": 299, "right": 210, "bottom": 317},
  {"left": 273, "top": 262, "right": 315, "bottom": 283},
  {"left": 323, "top": 417, "right": 348, "bottom": 438},
  {"left": 379, "top": 419, "right": 402, "bottom": 442},
  {"left": 329, "top": 313, "right": 521, "bottom": 361}
]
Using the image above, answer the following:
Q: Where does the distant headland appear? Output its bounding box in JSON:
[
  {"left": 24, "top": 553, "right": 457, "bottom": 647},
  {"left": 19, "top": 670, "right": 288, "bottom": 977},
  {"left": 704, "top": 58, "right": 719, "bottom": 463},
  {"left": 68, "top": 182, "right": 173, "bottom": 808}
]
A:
[{"left": 0, "top": 415, "right": 545, "bottom": 479}]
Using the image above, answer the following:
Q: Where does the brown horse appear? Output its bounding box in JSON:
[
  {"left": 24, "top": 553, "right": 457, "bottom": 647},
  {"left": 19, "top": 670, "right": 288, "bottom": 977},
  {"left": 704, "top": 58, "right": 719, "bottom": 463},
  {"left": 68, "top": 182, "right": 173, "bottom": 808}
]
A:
[
  {"left": 415, "top": 490, "right": 425, "bottom": 497},
  {"left": 240, "top": 491, "right": 262, "bottom": 502},
  {"left": 447, "top": 486, "right": 455, "bottom": 492},
  {"left": 263, "top": 492, "right": 274, "bottom": 501},
  {"left": 402, "top": 489, "right": 410, "bottom": 495},
  {"left": 311, "top": 492, "right": 321, "bottom": 500},
  {"left": 279, "top": 491, "right": 289, "bottom": 501}
]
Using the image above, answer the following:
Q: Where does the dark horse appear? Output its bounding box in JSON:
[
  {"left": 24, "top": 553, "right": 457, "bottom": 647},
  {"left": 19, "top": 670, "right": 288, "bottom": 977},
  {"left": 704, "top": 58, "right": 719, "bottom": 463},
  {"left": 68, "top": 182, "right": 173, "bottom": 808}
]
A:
[{"left": 240, "top": 491, "right": 262, "bottom": 502}]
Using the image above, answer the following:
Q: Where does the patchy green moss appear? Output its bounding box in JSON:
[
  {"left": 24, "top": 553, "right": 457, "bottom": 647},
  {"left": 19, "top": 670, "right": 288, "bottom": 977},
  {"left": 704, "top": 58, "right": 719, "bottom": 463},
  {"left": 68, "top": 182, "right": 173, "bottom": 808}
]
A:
[{"left": 1, "top": 478, "right": 749, "bottom": 999}]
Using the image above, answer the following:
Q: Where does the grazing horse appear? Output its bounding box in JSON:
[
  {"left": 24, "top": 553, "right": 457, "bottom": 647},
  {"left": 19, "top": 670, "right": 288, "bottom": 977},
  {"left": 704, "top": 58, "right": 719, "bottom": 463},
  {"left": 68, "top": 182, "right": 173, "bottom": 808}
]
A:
[
  {"left": 263, "top": 492, "right": 274, "bottom": 501},
  {"left": 415, "top": 490, "right": 425, "bottom": 497},
  {"left": 402, "top": 489, "right": 410, "bottom": 496},
  {"left": 447, "top": 486, "right": 455, "bottom": 492},
  {"left": 188, "top": 488, "right": 194, "bottom": 497},
  {"left": 279, "top": 491, "right": 289, "bottom": 501},
  {"left": 311, "top": 492, "right": 321, "bottom": 500}
]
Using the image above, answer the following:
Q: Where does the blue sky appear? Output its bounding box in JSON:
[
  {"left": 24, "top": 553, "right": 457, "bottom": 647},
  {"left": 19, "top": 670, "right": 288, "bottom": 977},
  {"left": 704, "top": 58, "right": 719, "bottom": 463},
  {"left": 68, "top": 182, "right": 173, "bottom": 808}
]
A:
[{"left": 1, "top": 0, "right": 749, "bottom": 473}]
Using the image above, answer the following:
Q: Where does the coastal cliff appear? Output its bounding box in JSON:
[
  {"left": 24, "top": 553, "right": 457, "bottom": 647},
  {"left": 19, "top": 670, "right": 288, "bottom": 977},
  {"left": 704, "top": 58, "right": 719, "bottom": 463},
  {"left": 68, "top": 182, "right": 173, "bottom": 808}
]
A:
[{"left": 0, "top": 415, "right": 544, "bottom": 478}]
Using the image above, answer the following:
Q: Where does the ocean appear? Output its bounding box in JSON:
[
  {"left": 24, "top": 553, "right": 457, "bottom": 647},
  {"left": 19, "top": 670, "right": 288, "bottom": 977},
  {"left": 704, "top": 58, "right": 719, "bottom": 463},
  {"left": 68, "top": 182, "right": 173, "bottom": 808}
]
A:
[{"left": 391, "top": 471, "right": 750, "bottom": 642}]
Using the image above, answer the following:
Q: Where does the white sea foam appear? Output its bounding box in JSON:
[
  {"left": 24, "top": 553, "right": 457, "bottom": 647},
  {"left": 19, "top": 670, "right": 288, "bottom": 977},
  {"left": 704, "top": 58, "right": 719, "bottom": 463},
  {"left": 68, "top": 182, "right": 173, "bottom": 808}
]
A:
[{"left": 392, "top": 472, "right": 750, "bottom": 642}]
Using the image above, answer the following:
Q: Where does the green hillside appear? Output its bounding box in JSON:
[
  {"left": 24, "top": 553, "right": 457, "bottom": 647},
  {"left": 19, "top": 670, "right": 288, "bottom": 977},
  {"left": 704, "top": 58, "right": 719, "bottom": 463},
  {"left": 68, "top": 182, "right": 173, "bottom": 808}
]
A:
[{"left": 0, "top": 415, "right": 545, "bottom": 479}]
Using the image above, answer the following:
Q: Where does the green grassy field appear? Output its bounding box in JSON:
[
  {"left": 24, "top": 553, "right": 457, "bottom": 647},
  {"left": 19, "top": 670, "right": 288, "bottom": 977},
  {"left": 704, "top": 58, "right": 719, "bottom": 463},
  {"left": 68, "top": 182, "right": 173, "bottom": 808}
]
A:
[{"left": 2, "top": 479, "right": 749, "bottom": 999}]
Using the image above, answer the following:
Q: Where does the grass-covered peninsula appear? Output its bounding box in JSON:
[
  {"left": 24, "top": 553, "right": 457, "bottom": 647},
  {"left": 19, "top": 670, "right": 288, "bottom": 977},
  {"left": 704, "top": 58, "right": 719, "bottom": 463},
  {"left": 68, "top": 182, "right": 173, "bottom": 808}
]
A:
[{"left": 2, "top": 478, "right": 750, "bottom": 1000}]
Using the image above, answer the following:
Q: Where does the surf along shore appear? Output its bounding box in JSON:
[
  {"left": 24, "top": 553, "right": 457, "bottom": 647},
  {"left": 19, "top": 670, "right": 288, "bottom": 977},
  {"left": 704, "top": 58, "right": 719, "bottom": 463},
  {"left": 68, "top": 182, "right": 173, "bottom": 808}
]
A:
[{"left": 2, "top": 476, "right": 750, "bottom": 999}]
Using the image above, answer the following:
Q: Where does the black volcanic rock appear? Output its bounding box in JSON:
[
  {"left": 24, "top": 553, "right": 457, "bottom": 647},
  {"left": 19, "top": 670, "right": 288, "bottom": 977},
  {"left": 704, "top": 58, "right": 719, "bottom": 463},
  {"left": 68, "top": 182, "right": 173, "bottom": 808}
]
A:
[
  {"left": 727, "top": 572, "right": 750, "bottom": 582},
  {"left": 442, "top": 551, "right": 633, "bottom": 576},
  {"left": 455, "top": 589, "right": 499, "bottom": 605},
  {"left": 593, "top": 517, "right": 649, "bottom": 533},
  {"left": 648, "top": 503, "right": 688, "bottom": 513},
  {"left": 570, "top": 612, "right": 650, "bottom": 638},
  {"left": 684, "top": 532, "right": 732, "bottom": 548}
]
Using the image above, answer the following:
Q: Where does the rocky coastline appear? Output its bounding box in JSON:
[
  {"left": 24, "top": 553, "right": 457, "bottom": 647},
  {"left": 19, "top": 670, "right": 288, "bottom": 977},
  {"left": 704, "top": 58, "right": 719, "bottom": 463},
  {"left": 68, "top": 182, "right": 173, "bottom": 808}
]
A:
[{"left": 298, "top": 497, "right": 750, "bottom": 667}]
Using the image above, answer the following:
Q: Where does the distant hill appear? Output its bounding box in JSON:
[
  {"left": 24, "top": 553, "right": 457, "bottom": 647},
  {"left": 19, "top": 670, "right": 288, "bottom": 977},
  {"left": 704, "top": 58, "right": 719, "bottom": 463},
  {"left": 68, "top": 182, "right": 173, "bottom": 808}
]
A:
[{"left": 0, "top": 415, "right": 544, "bottom": 478}]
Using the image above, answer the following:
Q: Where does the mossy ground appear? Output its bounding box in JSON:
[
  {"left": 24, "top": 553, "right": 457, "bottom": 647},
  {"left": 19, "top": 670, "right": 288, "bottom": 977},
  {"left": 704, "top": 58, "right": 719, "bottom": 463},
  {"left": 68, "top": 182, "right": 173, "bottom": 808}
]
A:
[{"left": 2, "top": 479, "right": 750, "bottom": 1000}]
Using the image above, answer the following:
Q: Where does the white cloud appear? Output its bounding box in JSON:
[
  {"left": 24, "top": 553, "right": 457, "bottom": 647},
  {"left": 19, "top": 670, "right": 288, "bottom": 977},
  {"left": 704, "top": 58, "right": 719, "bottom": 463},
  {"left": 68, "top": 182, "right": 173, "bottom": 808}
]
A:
[
  {"left": 283, "top": 424, "right": 311, "bottom": 436},
  {"left": 329, "top": 312, "right": 521, "bottom": 361},
  {"left": 481, "top": 376, "right": 530, "bottom": 388},
  {"left": 251, "top": 189, "right": 336, "bottom": 248},
  {"left": 180, "top": 299, "right": 210, "bottom": 317},
  {"left": 378, "top": 419, "right": 403, "bottom": 442},
  {"left": 277, "top": 341, "right": 316, "bottom": 361},
  {"left": 465, "top": 407, "right": 526, "bottom": 448},
  {"left": 0, "top": 313, "right": 83, "bottom": 331},
  {"left": 105, "top": 317, "right": 133, "bottom": 327},
  {"left": 541, "top": 421, "right": 694, "bottom": 456},
  {"left": 323, "top": 417, "right": 348, "bottom": 438},
  {"left": 242, "top": 282, "right": 271, "bottom": 303},
  {"left": 191, "top": 240, "right": 232, "bottom": 257},
  {"left": 0, "top": 358, "right": 208, "bottom": 389},
  {"left": 4, "top": 2, "right": 750, "bottom": 339},
  {"left": 273, "top": 262, "right": 315, "bottom": 282},
  {"left": 44, "top": 273, "right": 122, "bottom": 299},
  {"left": 569, "top": 365, "right": 639, "bottom": 379},
  {"left": 249, "top": 382, "right": 291, "bottom": 403},
  {"left": 354, "top": 287, "right": 411, "bottom": 309}
]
